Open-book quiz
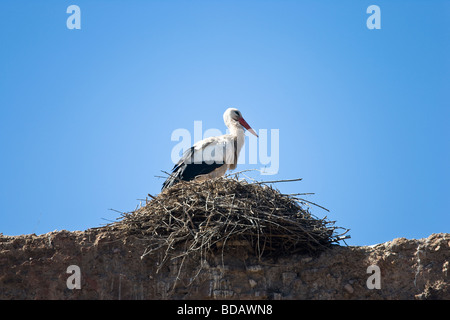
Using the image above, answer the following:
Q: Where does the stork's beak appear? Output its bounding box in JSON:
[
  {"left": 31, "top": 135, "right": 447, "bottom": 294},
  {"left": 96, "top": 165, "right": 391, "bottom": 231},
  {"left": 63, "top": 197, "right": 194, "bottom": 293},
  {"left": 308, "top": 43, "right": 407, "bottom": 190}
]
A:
[{"left": 238, "top": 117, "right": 258, "bottom": 138}]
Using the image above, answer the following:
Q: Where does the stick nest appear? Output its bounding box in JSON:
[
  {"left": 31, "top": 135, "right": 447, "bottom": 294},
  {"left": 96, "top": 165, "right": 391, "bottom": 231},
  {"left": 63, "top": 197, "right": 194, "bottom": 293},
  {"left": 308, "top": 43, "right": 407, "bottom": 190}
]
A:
[{"left": 109, "top": 177, "right": 349, "bottom": 269}]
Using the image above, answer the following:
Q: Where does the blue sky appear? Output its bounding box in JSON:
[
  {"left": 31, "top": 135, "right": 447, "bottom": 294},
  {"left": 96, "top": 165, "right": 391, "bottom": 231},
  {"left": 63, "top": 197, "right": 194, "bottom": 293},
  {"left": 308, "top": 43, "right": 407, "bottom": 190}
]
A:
[{"left": 0, "top": 1, "right": 449, "bottom": 246}]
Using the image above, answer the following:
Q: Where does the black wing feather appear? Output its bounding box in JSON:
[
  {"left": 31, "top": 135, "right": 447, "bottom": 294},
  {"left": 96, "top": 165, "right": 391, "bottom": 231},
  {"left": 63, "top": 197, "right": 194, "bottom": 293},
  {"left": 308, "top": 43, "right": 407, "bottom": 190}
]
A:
[{"left": 161, "top": 146, "right": 225, "bottom": 190}]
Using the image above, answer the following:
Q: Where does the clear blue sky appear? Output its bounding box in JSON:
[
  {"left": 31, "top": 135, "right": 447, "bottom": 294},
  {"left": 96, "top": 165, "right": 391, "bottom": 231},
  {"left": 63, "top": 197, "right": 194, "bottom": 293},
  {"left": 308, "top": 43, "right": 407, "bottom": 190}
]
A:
[{"left": 0, "top": 1, "right": 449, "bottom": 246}]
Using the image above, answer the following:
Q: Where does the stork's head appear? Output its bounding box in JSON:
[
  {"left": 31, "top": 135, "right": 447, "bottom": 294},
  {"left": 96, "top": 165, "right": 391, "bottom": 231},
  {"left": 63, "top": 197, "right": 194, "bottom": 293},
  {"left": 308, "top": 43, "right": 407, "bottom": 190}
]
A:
[{"left": 223, "top": 108, "right": 258, "bottom": 137}]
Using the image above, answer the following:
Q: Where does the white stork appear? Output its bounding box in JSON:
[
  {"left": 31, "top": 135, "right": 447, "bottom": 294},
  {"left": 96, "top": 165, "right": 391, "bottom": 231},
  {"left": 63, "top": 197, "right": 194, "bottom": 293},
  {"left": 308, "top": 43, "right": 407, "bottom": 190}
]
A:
[{"left": 162, "top": 108, "right": 258, "bottom": 190}]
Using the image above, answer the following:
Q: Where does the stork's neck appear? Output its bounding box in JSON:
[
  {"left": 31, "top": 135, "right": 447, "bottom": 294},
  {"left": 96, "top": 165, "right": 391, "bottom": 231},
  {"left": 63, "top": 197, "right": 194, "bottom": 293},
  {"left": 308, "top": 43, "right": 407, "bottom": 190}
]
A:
[
  {"left": 227, "top": 121, "right": 244, "bottom": 137},
  {"left": 227, "top": 121, "right": 246, "bottom": 150}
]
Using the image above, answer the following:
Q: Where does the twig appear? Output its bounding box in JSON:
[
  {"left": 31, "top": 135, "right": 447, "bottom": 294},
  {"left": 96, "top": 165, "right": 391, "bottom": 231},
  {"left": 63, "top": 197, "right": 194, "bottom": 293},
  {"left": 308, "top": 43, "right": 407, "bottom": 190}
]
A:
[
  {"left": 108, "top": 208, "right": 126, "bottom": 214},
  {"left": 250, "top": 178, "right": 303, "bottom": 185},
  {"left": 293, "top": 197, "right": 330, "bottom": 212},
  {"left": 224, "top": 169, "right": 261, "bottom": 178}
]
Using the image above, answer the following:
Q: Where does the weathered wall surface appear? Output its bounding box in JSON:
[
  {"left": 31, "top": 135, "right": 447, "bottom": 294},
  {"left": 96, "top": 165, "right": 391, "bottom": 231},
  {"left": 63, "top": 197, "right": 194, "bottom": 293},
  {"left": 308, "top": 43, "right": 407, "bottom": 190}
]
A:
[{"left": 0, "top": 230, "right": 448, "bottom": 300}]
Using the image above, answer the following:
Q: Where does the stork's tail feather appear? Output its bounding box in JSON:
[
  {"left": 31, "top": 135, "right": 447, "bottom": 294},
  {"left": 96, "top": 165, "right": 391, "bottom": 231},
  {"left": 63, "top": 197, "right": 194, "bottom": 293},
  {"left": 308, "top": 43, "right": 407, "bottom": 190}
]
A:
[
  {"left": 162, "top": 171, "right": 181, "bottom": 191},
  {"left": 162, "top": 161, "right": 188, "bottom": 191}
]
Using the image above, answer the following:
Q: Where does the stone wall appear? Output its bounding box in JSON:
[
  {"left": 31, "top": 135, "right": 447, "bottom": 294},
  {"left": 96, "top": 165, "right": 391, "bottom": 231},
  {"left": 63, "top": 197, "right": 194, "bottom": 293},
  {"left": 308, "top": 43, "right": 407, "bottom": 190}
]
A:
[{"left": 0, "top": 230, "right": 448, "bottom": 299}]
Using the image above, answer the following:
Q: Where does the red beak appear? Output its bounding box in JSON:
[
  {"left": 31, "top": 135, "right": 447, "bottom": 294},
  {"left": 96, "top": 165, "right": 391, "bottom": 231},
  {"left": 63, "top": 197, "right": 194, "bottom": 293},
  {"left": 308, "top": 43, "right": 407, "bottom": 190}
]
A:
[{"left": 238, "top": 117, "right": 258, "bottom": 137}]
